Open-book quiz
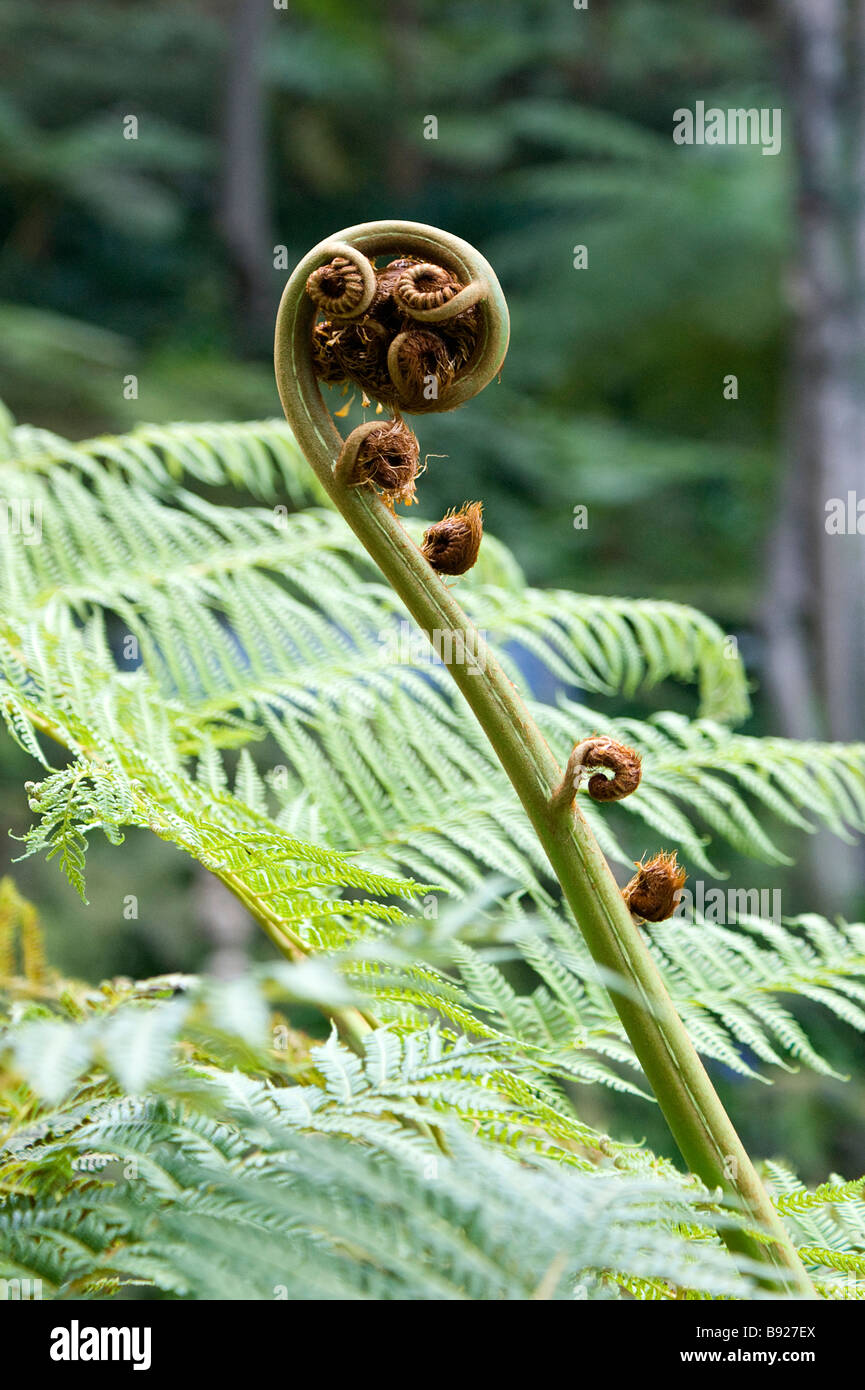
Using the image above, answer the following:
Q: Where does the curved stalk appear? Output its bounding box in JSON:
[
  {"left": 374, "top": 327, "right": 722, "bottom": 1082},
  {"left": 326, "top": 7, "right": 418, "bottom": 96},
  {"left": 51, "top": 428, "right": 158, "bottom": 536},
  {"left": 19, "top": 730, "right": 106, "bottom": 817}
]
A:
[{"left": 275, "top": 219, "right": 817, "bottom": 1297}]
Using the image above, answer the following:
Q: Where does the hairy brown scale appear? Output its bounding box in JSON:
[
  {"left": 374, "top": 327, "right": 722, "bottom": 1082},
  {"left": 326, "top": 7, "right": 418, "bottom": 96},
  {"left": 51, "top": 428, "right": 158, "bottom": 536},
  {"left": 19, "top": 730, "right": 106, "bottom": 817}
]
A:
[
  {"left": 439, "top": 306, "right": 482, "bottom": 373},
  {"left": 311, "top": 322, "right": 347, "bottom": 384},
  {"left": 330, "top": 320, "right": 392, "bottom": 399},
  {"left": 367, "top": 257, "right": 423, "bottom": 331}
]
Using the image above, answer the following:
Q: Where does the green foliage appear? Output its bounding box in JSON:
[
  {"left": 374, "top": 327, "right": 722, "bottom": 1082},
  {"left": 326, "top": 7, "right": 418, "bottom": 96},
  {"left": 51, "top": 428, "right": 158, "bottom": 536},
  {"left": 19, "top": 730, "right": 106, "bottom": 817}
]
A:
[
  {"left": 1, "top": 408, "right": 864, "bottom": 1299},
  {"left": 5, "top": 415, "right": 320, "bottom": 504},
  {"left": 447, "top": 909, "right": 865, "bottom": 1088},
  {"left": 0, "top": 0, "right": 860, "bottom": 1304},
  {"left": 0, "top": 953, "right": 860, "bottom": 1300},
  {"left": 764, "top": 1166, "right": 865, "bottom": 1299},
  {"left": 0, "top": 962, "right": 801, "bottom": 1300}
]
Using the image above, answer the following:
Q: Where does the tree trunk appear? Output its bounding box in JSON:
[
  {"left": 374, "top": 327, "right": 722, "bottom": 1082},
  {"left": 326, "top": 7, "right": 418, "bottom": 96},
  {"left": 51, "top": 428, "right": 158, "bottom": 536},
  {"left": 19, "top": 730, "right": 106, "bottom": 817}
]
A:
[
  {"left": 767, "top": 0, "right": 865, "bottom": 910},
  {"left": 219, "top": 0, "right": 276, "bottom": 354},
  {"left": 385, "top": 1, "right": 423, "bottom": 200}
]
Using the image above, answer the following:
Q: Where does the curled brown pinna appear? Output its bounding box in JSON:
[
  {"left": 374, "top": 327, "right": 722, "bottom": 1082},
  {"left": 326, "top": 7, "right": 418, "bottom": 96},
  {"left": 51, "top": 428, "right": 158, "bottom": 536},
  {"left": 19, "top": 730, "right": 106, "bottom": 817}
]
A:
[
  {"left": 550, "top": 736, "right": 642, "bottom": 812},
  {"left": 623, "top": 851, "right": 687, "bottom": 923},
  {"left": 305, "top": 253, "right": 375, "bottom": 319},
  {"left": 365, "top": 257, "right": 423, "bottom": 331},
  {"left": 439, "top": 305, "right": 483, "bottom": 373},
  {"left": 421, "top": 501, "right": 483, "bottom": 575},
  {"left": 334, "top": 418, "right": 421, "bottom": 507},
  {"left": 393, "top": 262, "right": 463, "bottom": 316}
]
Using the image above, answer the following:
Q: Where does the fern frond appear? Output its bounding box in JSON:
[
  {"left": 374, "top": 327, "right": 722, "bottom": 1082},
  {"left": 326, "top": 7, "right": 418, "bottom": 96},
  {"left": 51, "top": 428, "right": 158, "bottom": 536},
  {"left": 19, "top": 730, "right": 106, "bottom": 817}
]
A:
[
  {"left": 463, "top": 582, "right": 750, "bottom": 723},
  {"left": 764, "top": 1162, "right": 865, "bottom": 1296},
  {"left": 435, "top": 908, "right": 865, "bottom": 1089},
  {"left": 4, "top": 419, "right": 851, "bottom": 910},
  {"left": 0, "top": 1004, "right": 760, "bottom": 1301},
  {"left": 7, "top": 417, "right": 321, "bottom": 504},
  {"left": 1, "top": 411, "right": 865, "bottom": 1300},
  {"left": 0, "top": 421, "right": 748, "bottom": 721}
]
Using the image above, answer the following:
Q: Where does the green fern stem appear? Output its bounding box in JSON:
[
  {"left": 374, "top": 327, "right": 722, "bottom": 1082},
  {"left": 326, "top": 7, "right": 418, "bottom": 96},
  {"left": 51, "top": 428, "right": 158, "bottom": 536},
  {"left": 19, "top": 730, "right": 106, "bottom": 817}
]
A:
[{"left": 274, "top": 219, "right": 816, "bottom": 1297}]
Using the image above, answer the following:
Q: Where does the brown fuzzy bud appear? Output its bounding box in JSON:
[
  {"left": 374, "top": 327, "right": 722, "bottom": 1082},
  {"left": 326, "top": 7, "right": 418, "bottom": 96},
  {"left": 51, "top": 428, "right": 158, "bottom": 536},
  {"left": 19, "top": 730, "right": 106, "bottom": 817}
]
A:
[
  {"left": 340, "top": 418, "right": 421, "bottom": 506},
  {"left": 550, "top": 736, "right": 642, "bottom": 811},
  {"left": 622, "top": 851, "right": 687, "bottom": 923},
  {"left": 421, "top": 501, "right": 484, "bottom": 575},
  {"left": 387, "top": 328, "right": 455, "bottom": 412},
  {"left": 306, "top": 254, "right": 374, "bottom": 318}
]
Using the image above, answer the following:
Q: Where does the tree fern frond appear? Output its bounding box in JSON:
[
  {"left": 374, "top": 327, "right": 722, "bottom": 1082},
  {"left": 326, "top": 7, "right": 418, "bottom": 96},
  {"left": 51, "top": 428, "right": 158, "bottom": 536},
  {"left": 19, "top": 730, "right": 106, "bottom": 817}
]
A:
[
  {"left": 1, "top": 408, "right": 864, "bottom": 1300},
  {"left": 6, "top": 418, "right": 321, "bottom": 504},
  {"left": 462, "top": 582, "right": 750, "bottom": 723},
  {"left": 0, "top": 1055, "right": 759, "bottom": 1300},
  {"left": 0, "top": 422, "right": 749, "bottom": 721},
  {"left": 4, "top": 423, "right": 853, "bottom": 903},
  {"left": 763, "top": 1162, "right": 865, "bottom": 1295},
  {"left": 5, "top": 953, "right": 857, "bottom": 1300},
  {"left": 433, "top": 907, "right": 865, "bottom": 1090}
]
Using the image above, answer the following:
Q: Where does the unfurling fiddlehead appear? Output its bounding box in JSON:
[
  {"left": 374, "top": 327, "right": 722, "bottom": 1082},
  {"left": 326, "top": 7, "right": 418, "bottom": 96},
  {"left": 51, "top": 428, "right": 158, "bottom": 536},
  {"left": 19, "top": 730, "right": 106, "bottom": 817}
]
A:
[
  {"left": 550, "top": 736, "right": 642, "bottom": 811},
  {"left": 302, "top": 240, "right": 487, "bottom": 416},
  {"left": 305, "top": 253, "right": 376, "bottom": 319},
  {"left": 274, "top": 220, "right": 816, "bottom": 1296}
]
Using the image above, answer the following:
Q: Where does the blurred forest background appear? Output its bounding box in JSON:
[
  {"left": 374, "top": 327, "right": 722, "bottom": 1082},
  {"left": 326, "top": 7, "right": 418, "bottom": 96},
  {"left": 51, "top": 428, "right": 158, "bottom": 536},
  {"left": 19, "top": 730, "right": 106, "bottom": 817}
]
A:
[{"left": 1, "top": 0, "right": 864, "bottom": 1179}]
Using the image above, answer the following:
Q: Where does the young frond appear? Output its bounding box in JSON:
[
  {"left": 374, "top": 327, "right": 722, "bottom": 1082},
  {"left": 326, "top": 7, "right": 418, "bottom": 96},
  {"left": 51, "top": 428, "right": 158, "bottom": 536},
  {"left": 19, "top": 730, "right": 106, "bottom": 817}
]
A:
[{"left": 540, "top": 702, "right": 865, "bottom": 875}]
